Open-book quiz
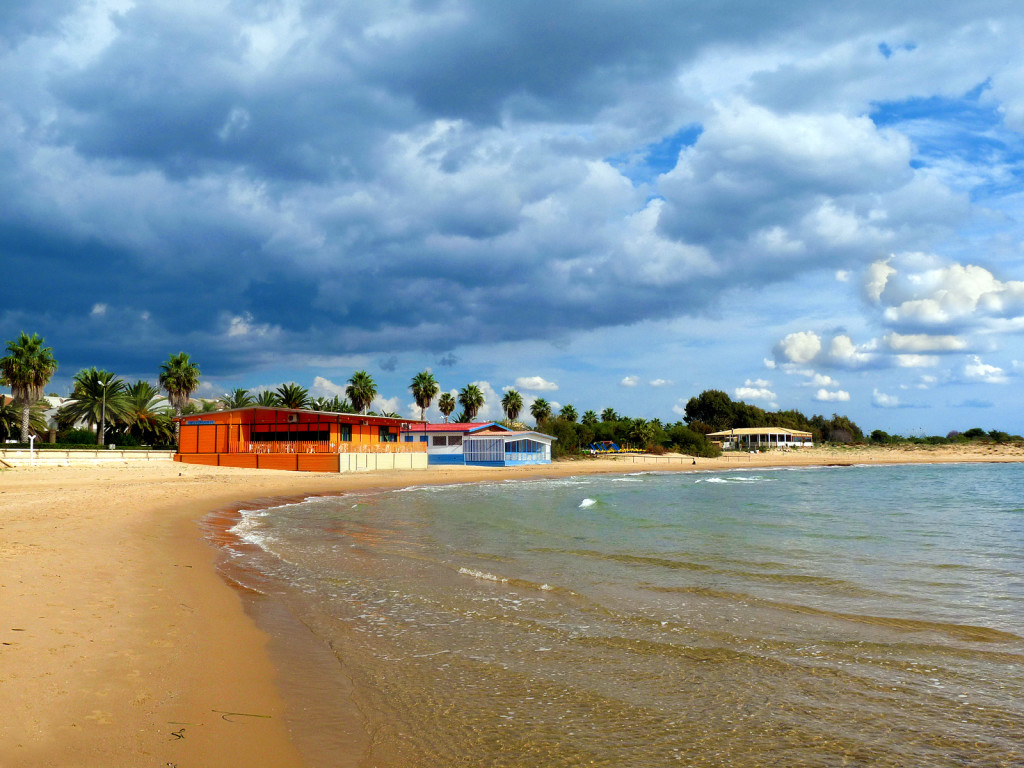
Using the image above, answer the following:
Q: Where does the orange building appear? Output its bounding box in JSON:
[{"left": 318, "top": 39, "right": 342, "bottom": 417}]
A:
[{"left": 174, "top": 407, "right": 428, "bottom": 472}]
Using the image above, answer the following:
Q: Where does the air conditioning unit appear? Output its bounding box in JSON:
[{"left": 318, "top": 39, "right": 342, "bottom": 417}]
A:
[
  {"left": 400, "top": 423, "right": 409, "bottom": 430},
  {"left": 287, "top": 413, "right": 299, "bottom": 423}
]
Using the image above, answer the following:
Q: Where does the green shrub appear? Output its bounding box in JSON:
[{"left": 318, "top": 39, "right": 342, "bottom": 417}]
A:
[{"left": 60, "top": 428, "right": 96, "bottom": 445}]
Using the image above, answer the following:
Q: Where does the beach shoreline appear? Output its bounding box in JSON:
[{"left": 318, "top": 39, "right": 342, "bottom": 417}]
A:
[{"left": 2, "top": 443, "right": 1023, "bottom": 766}]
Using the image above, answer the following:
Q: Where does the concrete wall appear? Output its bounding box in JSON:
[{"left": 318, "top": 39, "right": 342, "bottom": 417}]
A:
[
  {"left": 173, "top": 451, "right": 429, "bottom": 473},
  {"left": 339, "top": 451, "right": 428, "bottom": 473},
  {"left": 0, "top": 449, "right": 175, "bottom": 467}
]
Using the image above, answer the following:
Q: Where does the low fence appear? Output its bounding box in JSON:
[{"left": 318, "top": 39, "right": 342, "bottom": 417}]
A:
[
  {"left": 175, "top": 449, "right": 428, "bottom": 473},
  {"left": 0, "top": 449, "right": 175, "bottom": 467}
]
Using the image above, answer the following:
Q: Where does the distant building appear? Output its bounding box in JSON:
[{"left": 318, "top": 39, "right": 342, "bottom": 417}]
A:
[
  {"left": 707, "top": 427, "right": 813, "bottom": 450},
  {"left": 174, "top": 407, "right": 428, "bottom": 472},
  {"left": 401, "top": 422, "right": 555, "bottom": 466}
]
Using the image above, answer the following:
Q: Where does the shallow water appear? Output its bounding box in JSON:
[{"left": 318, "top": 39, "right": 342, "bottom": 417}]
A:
[{"left": 216, "top": 464, "right": 1024, "bottom": 767}]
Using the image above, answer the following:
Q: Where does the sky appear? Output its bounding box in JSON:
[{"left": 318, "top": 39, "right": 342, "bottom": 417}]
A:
[{"left": 3, "top": 1, "right": 1024, "bottom": 434}]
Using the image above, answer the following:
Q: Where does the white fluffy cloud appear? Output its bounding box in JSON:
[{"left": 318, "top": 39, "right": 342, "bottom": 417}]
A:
[
  {"left": 776, "top": 331, "right": 822, "bottom": 364},
  {"left": 806, "top": 373, "right": 838, "bottom": 387},
  {"left": 884, "top": 332, "right": 966, "bottom": 352},
  {"left": 829, "top": 335, "right": 874, "bottom": 367},
  {"left": 515, "top": 376, "right": 559, "bottom": 392},
  {"left": 963, "top": 356, "right": 1008, "bottom": 384},
  {"left": 620, "top": 376, "right": 639, "bottom": 387},
  {"left": 871, "top": 255, "right": 1024, "bottom": 329},
  {"left": 734, "top": 379, "right": 777, "bottom": 405},
  {"left": 814, "top": 388, "right": 850, "bottom": 402},
  {"left": 872, "top": 388, "right": 900, "bottom": 408},
  {"left": 312, "top": 376, "right": 346, "bottom": 397},
  {"left": 894, "top": 354, "right": 939, "bottom": 368}
]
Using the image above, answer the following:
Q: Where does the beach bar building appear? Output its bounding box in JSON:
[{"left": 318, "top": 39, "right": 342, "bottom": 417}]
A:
[
  {"left": 401, "top": 422, "right": 555, "bottom": 466},
  {"left": 707, "top": 427, "right": 814, "bottom": 450},
  {"left": 174, "top": 407, "right": 428, "bottom": 472}
]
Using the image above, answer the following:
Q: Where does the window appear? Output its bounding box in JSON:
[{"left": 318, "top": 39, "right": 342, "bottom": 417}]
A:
[
  {"left": 432, "top": 435, "right": 447, "bottom": 447},
  {"left": 338, "top": 424, "right": 352, "bottom": 442},
  {"left": 448, "top": 435, "right": 463, "bottom": 446},
  {"left": 506, "top": 439, "right": 541, "bottom": 454},
  {"left": 379, "top": 427, "right": 397, "bottom": 443},
  {"left": 251, "top": 429, "right": 330, "bottom": 443}
]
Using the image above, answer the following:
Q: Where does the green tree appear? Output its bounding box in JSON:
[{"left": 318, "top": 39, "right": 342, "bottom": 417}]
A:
[
  {"left": 530, "top": 397, "right": 552, "bottom": 424},
  {"left": 870, "top": 429, "right": 892, "bottom": 444},
  {"left": 116, "top": 381, "right": 173, "bottom": 445},
  {"left": 627, "top": 418, "right": 656, "bottom": 450},
  {"left": 581, "top": 410, "right": 598, "bottom": 426},
  {"left": 62, "top": 368, "right": 132, "bottom": 445},
  {"left": 159, "top": 352, "right": 201, "bottom": 446},
  {"left": 221, "top": 388, "right": 255, "bottom": 409},
  {"left": 255, "top": 390, "right": 281, "bottom": 407},
  {"left": 0, "top": 398, "right": 47, "bottom": 442},
  {"left": 0, "top": 332, "right": 58, "bottom": 443},
  {"left": 458, "top": 384, "right": 485, "bottom": 421},
  {"left": 325, "top": 395, "right": 355, "bottom": 413},
  {"left": 346, "top": 371, "right": 377, "bottom": 414},
  {"left": 665, "top": 423, "right": 721, "bottom": 458},
  {"left": 438, "top": 392, "right": 456, "bottom": 422},
  {"left": 501, "top": 389, "right": 524, "bottom": 421},
  {"left": 683, "top": 390, "right": 735, "bottom": 431},
  {"left": 275, "top": 382, "right": 310, "bottom": 410},
  {"left": 410, "top": 371, "right": 440, "bottom": 421},
  {"left": 601, "top": 407, "right": 618, "bottom": 422},
  {"left": 559, "top": 404, "right": 577, "bottom": 423}
]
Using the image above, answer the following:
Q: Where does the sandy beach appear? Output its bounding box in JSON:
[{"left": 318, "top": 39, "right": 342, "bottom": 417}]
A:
[{"left": 2, "top": 443, "right": 1023, "bottom": 767}]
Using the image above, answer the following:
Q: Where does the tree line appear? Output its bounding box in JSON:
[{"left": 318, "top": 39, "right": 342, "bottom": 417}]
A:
[{"left": 4, "top": 332, "right": 1020, "bottom": 454}]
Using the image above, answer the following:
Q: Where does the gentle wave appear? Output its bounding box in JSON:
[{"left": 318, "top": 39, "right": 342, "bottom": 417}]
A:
[
  {"left": 579, "top": 498, "right": 597, "bottom": 508},
  {"left": 646, "top": 585, "right": 1024, "bottom": 645},
  {"left": 457, "top": 566, "right": 555, "bottom": 592},
  {"left": 696, "top": 475, "right": 776, "bottom": 484}
]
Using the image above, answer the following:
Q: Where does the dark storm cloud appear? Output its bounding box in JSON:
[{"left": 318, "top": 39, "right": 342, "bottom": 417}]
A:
[{"left": 1, "top": 0, "right": 1022, "bottom": 389}]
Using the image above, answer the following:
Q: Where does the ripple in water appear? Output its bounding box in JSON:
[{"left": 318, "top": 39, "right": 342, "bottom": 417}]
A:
[{"left": 220, "top": 464, "right": 1024, "bottom": 767}]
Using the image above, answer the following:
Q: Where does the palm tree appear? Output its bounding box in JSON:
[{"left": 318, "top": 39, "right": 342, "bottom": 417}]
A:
[
  {"left": 159, "top": 352, "right": 200, "bottom": 446},
  {"left": 410, "top": 370, "right": 440, "bottom": 421},
  {"left": 0, "top": 332, "right": 58, "bottom": 443},
  {"left": 628, "top": 418, "right": 656, "bottom": 451},
  {"left": 275, "top": 382, "right": 310, "bottom": 410},
  {"left": 324, "top": 395, "right": 355, "bottom": 413},
  {"left": 559, "top": 404, "right": 578, "bottom": 423},
  {"left": 0, "top": 398, "right": 47, "bottom": 442},
  {"left": 582, "top": 410, "right": 599, "bottom": 426},
  {"left": 116, "top": 381, "right": 172, "bottom": 445},
  {"left": 601, "top": 407, "right": 619, "bottom": 422},
  {"left": 501, "top": 389, "right": 523, "bottom": 421},
  {"left": 458, "top": 384, "right": 485, "bottom": 421},
  {"left": 437, "top": 392, "right": 456, "bottom": 423},
  {"left": 221, "top": 388, "right": 255, "bottom": 409},
  {"left": 530, "top": 397, "right": 551, "bottom": 424},
  {"left": 255, "top": 390, "right": 280, "bottom": 407},
  {"left": 346, "top": 371, "right": 377, "bottom": 414},
  {"left": 62, "top": 368, "right": 131, "bottom": 445}
]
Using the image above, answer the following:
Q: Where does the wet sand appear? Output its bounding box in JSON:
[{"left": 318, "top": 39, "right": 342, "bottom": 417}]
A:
[{"left": 2, "top": 444, "right": 1022, "bottom": 766}]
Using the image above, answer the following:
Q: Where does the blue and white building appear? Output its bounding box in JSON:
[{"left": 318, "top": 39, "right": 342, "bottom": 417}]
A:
[{"left": 402, "top": 422, "right": 555, "bottom": 466}]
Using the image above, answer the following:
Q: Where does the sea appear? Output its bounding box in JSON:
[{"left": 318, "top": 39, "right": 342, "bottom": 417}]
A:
[{"left": 208, "top": 463, "right": 1024, "bottom": 767}]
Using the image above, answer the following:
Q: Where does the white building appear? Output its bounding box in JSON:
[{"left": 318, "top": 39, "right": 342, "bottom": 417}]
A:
[
  {"left": 402, "top": 422, "right": 555, "bottom": 465},
  {"left": 707, "top": 427, "right": 814, "bottom": 450}
]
